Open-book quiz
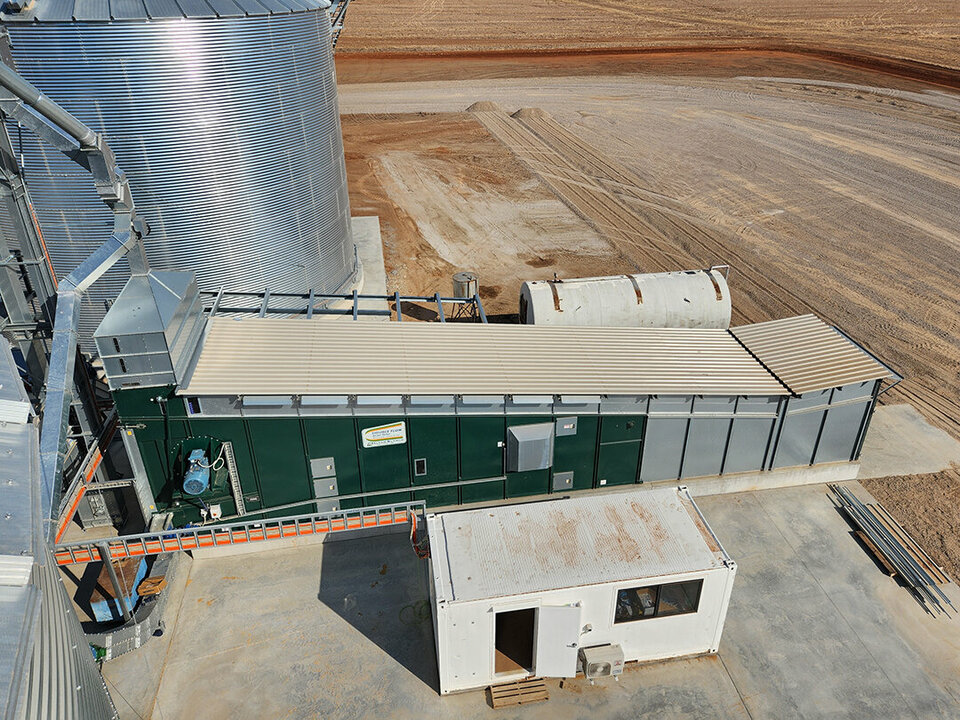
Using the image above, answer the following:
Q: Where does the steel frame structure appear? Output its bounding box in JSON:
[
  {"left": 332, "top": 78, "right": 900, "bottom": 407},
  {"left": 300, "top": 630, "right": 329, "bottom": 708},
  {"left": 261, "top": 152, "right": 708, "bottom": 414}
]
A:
[
  {"left": 0, "top": 54, "right": 151, "bottom": 540},
  {"left": 202, "top": 288, "right": 488, "bottom": 323},
  {"left": 54, "top": 500, "right": 424, "bottom": 566}
]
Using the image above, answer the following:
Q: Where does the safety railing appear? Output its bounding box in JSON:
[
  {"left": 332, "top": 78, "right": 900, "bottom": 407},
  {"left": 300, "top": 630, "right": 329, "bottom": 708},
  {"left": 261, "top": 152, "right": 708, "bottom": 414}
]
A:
[{"left": 54, "top": 500, "right": 424, "bottom": 566}]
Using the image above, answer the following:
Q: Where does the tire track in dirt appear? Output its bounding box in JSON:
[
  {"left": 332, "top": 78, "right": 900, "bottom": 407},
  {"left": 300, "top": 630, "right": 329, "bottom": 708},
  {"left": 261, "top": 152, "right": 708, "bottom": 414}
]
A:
[
  {"left": 499, "top": 108, "right": 811, "bottom": 321},
  {"left": 471, "top": 108, "right": 684, "bottom": 274},
  {"left": 473, "top": 105, "right": 959, "bottom": 438}
]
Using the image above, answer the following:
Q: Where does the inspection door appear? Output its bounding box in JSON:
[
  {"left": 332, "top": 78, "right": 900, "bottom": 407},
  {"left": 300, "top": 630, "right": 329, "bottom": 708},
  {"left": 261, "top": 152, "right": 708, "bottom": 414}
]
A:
[{"left": 534, "top": 605, "right": 581, "bottom": 678}]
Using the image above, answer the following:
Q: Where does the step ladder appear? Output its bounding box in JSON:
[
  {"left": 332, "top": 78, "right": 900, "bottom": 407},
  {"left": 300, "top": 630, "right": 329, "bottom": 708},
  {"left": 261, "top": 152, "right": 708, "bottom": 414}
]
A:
[{"left": 54, "top": 500, "right": 424, "bottom": 566}]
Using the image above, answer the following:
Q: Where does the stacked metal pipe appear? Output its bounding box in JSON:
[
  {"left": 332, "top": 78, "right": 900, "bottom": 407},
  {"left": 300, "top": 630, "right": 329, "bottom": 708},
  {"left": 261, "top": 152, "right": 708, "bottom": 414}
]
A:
[{"left": 831, "top": 484, "right": 955, "bottom": 617}]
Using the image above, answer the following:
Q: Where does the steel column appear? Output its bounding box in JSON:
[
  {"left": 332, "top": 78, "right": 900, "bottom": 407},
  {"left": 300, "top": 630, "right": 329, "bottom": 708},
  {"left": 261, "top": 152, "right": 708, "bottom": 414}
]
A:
[{"left": 97, "top": 542, "right": 133, "bottom": 623}]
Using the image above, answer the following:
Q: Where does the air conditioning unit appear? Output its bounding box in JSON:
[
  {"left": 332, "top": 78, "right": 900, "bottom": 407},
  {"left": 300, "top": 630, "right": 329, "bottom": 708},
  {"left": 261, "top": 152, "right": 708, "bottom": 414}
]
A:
[{"left": 579, "top": 644, "right": 624, "bottom": 680}]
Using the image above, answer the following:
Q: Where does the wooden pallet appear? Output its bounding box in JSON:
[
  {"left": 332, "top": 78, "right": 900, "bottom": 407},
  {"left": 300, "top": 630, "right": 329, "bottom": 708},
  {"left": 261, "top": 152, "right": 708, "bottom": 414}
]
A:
[{"left": 489, "top": 677, "right": 549, "bottom": 709}]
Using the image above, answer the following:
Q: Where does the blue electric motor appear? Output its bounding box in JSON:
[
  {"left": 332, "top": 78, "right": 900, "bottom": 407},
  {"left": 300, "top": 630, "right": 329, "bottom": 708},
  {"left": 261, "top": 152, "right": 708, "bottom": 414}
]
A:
[{"left": 182, "top": 449, "right": 210, "bottom": 496}]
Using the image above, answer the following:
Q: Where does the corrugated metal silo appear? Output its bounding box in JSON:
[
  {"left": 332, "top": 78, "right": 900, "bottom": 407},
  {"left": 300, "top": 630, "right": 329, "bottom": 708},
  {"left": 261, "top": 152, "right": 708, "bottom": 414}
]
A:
[{"left": 1, "top": 0, "right": 357, "bottom": 347}]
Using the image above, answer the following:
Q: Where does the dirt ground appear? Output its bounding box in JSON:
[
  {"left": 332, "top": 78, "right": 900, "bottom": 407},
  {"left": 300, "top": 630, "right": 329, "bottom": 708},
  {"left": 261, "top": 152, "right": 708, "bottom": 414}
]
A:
[
  {"left": 863, "top": 467, "right": 960, "bottom": 580},
  {"left": 340, "top": 56, "right": 960, "bottom": 442},
  {"left": 337, "top": 0, "right": 960, "bottom": 72}
]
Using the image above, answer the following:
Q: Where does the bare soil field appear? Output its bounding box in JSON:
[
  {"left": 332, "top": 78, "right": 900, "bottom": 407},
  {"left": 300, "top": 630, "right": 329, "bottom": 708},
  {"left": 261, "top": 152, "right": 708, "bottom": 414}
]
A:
[
  {"left": 338, "top": 0, "right": 960, "bottom": 72},
  {"left": 863, "top": 467, "right": 960, "bottom": 580},
  {"left": 340, "top": 59, "right": 960, "bottom": 445}
]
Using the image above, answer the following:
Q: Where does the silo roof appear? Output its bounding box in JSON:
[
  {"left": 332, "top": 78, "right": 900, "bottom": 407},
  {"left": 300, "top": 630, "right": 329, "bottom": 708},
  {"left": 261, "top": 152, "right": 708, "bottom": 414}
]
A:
[
  {"left": 730, "top": 314, "right": 890, "bottom": 395},
  {"left": 0, "top": 0, "right": 330, "bottom": 22}
]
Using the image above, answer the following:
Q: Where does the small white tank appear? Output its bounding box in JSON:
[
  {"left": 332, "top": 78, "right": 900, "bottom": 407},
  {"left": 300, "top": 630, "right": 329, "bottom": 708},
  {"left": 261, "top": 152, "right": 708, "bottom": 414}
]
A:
[
  {"left": 519, "top": 268, "right": 731, "bottom": 328},
  {"left": 453, "top": 271, "right": 479, "bottom": 298}
]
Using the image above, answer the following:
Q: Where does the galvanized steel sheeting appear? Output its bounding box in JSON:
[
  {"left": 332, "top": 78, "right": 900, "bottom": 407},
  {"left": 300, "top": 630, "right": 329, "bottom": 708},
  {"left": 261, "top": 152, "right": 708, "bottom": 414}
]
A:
[
  {"left": 0, "top": 0, "right": 331, "bottom": 21},
  {"left": 182, "top": 318, "right": 790, "bottom": 396},
  {"left": 731, "top": 314, "right": 889, "bottom": 395},
  {"left": 431, "top": 486, "right": 726, "bottom": 603},
  {"left": 5, "top": 12, "right": 355, "bottom": 348},
  {"left": 0, "top": 337, "right": 115, "bottom": 720}
]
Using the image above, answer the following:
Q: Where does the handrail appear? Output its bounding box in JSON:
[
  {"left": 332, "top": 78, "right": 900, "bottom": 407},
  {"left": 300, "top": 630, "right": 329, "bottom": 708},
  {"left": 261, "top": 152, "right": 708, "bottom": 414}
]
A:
[{"left": 54, "top": 500, "right": 426, "bottom": 566}]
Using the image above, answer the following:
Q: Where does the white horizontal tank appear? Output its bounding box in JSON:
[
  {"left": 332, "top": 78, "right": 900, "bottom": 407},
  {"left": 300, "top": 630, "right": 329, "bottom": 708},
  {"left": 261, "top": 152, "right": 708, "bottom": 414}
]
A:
[{"left": 519, "top": 268, "right": 731, "bottom": 328}]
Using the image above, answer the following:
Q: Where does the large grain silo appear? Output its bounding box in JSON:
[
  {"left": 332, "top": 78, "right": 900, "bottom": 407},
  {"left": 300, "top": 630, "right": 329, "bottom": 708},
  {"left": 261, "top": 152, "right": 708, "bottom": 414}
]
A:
[{"left": 0, "top": 0, "right": 357, "bottom": 345}]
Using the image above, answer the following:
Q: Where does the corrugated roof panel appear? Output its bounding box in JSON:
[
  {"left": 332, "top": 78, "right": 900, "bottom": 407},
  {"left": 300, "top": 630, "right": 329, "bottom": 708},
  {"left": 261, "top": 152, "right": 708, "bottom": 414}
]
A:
[
  {"left": 110, "top": 0, "right": 147, "bottom": 19},
  {"left": 0, "top": 0, "right": 319, "bottom": 18},
  {"left": 181, "top": 319, "right": 790, "bottom": 397},
  {"left": 33, "top": 0, "right": 75, "bottom": 20},
  {"left": 432, "top": 487, "right": 727, "bottom": 603},
  {"left": 255, "top": 0, "right": 288, "bottom": 13},
  {"left": 73, "top": 0, "right": 111, "bottom": 20},
  {"left": 232, "top": 0, "right": 267, "bottom": 14},
  {"left": 175, "top": 0, "right": 216, "bottom": 17},
  {"left": 207, "top": 0, "right": 243, "bottom": 16},
  {"left": 731, "top": 314, "right": 889, "bottom": 395},
  {"left": 142, "top": 0, "right": 183, "bottom": 18}
]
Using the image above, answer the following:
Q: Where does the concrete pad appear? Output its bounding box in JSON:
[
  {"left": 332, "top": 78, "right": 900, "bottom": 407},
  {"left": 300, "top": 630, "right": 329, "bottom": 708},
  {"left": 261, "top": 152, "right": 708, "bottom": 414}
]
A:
[
  {"left": 317, "top": 216, "right": 389, "bottom": 321},
  {"left": 699, "top": 485, "right": 960, "bottom": 720},
  {"left": 101, "top": 553, "right": 194, "bottom": 720},
  {"left": 104, "top": 483, "right": 960, "bottom": 719},
  {"left": 353, "top": 215, "right": 387, "bottom": 297},
  {"left": 859, "top": 404, "right": 960, "bottom": 479}
]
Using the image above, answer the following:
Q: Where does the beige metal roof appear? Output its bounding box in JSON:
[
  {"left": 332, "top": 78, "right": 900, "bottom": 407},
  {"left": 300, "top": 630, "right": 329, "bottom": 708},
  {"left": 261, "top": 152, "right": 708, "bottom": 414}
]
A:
[
  {"left": 730, "top": 314, "right": 889, "bottom": 395},
  {"left": 181, "top": 318, "right": 788, "bottom": 397},
  {"left": 430, "top": 486, "right": 729, "bottom": 603}
]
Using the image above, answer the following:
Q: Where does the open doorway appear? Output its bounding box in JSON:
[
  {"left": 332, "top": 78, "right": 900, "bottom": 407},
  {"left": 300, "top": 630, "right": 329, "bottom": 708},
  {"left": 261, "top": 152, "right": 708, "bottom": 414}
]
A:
[{"left": 494, "top": 608, "right": 535, "bottom": 674}]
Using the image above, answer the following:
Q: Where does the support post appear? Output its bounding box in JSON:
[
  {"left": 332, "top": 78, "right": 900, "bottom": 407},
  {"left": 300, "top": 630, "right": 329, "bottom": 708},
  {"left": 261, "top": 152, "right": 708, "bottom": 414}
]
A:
[{"left": 98, "top": 542, "right": 133, "bottom": 623}]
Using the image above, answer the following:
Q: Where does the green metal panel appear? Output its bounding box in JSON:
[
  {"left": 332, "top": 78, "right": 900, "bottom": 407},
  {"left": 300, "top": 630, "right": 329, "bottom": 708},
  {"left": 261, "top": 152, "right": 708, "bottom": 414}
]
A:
[
  {"left": 133, "top": 419, "right": 190, "bottom": 504},
  {"left": 187, "top": 417, "right": 262, "bottom": 509},
  {"left": 506, "top": 469, "right": 548, "bottom": 498},
  {"left": 552, "top": 415, "right": 598, "bottom": 490},
  {"left": 247, "top": 419, "right": 311, "bottom": 508},
  {"left": 409, "top": 417, "right": 458, "bottom": 485},
  {"left": 303, "top": 417, "right": 362, "bottom": 496},
  {"left": 596, "top": 441, "right": 641, "bottom": 486},
  {"left": 414, "top": 486, "right": 459, "bottom": 508},
  {"left": 366, "top": 491, "right": 412, "bottom": 506},
  {"left": 459, "top": 416, "right": 504, "bottom": 480},
  {"left": 113, "top": 385, "right": 185, "bottom": 419},
  {"left": 261, "top": 503, "right": 315, "bottom": 520},
  {"left": 461, "top": 479, "right": 504, "bottom": 504},
  {"left": 357, "top": 417, "right": 411, "bottom": 492},
  {"left": 600, "top": 415, "right": 644, "bottom": 443}
]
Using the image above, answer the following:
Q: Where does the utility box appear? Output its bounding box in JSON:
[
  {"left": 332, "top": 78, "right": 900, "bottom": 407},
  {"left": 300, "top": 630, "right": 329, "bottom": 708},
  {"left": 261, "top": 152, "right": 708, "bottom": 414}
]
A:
[{"left": 426, "top": 485, "right": 737, "bottom": 695}]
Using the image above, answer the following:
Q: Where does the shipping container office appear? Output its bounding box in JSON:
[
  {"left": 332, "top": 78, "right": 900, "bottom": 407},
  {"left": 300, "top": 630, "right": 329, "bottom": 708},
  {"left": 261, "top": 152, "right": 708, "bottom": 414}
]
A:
[
  {"left": 96, "top": 276, "right": 895, "bottom": 526},
  {"left": 426, "top": 486, "right": 737, "bottom": 694}
]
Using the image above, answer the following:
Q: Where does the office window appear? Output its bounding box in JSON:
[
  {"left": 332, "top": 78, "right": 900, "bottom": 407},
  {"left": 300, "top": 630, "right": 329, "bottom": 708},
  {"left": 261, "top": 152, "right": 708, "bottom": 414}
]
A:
[{"left": 614, "top": 579, "right": 703, "bottom": 623}]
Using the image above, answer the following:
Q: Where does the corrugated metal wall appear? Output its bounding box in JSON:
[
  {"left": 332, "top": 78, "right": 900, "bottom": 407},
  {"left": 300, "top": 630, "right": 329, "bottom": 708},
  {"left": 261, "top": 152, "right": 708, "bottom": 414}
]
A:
[
  {"left": 5, "top": 12, "right": 355, "bottom": 349},
  {"left": 112, "top": 380, "right": 881, "bottom": 524},
  {"left": 0, "top": 335, "right": 116, "bottom": 719},
  {"left": 20, "top": 550, "right": 118, "bottom": 720}
]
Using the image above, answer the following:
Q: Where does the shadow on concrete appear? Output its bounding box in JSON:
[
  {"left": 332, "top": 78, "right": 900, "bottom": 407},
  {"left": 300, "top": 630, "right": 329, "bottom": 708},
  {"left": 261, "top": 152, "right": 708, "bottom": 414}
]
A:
[{"left": 317, "top": 533, "right": 440, "bottom": 693}]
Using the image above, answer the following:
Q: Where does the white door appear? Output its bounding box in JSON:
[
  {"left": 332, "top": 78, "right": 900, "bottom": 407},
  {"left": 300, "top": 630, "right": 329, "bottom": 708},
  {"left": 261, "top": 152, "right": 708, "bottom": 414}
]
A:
[{"left": 534, "top": 604, "right": 582, "bottom": 677}]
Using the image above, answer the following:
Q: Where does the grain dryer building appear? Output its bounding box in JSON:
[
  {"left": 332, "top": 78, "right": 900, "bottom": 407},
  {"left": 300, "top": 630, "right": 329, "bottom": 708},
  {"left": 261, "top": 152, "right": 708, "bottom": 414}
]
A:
[
  {"left": 93, "top": 269, "right": 895, "bottom": 527},
  {"left": 426, "top": 486, "right": 736, "bottom": 694}
]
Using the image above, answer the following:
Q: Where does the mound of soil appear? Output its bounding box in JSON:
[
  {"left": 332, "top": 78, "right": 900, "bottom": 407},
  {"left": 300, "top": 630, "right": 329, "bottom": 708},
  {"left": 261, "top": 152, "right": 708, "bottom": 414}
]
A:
[
  {"left": 512, "top": 107, "right": 552, "bottom": 120},
  {"left": 466, "top": 101, "right": 504, "bottom": 112}
]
